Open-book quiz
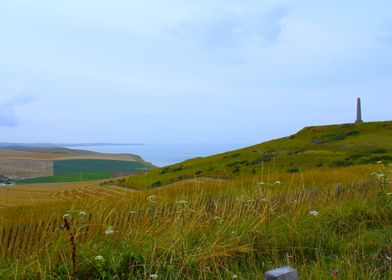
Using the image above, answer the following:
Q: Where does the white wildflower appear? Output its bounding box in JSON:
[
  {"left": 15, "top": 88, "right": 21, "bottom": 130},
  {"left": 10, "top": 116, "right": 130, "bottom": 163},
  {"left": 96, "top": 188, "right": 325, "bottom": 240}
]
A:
[
  {"left": 176, "top": 200, "right": 188, "bottom": 205},
  {"left": 150, "top": 274, "right": 159, "bottom": 279},
  {"left": 233, "top": 274, "right": 238, "bottom": 279},
  {"left": 309, "top": 210, "right": 319, "bottom": 216},
  {"left": 105, "top": 226, "right": 115, "bottom": 235},
  {"left": 147, "top": 195, "right": 157, "bottom": 203},
  {"left": 94, "top": 255, "right": 104, "bottom": 262}
]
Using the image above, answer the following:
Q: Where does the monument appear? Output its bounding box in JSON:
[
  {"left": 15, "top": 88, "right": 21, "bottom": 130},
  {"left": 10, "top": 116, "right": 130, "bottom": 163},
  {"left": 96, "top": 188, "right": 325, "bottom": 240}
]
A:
[{"left": 355, "top": 97, "right": 363, "bottom": 123}]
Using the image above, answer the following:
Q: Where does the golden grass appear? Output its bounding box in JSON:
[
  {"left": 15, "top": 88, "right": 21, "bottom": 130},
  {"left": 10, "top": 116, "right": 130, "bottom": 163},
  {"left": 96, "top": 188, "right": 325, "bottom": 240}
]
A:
[{"left": 0, "top": 164, "right": 390, "bottom": 279}]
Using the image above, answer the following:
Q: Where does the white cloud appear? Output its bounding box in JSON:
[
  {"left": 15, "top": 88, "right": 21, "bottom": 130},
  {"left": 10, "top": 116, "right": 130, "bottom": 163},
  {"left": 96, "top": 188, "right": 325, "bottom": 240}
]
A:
[
  {"left": 171, "top": 5, "right": 290, "bottom": 51},
  {"left": 0, "top": 82, "right": 33, "bottom": 127}
]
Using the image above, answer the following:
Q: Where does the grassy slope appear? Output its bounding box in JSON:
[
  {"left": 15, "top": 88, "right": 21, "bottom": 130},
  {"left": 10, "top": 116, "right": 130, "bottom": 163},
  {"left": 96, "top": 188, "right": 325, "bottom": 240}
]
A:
[{"left": 119, "top": 121, "right": 392, "bottom": 189}]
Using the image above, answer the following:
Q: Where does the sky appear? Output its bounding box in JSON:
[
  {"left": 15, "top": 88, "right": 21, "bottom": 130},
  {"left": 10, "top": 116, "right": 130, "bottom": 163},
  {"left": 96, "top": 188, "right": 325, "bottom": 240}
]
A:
[{"left": 0, "top": 0, "right": 391, "bottom": 144}]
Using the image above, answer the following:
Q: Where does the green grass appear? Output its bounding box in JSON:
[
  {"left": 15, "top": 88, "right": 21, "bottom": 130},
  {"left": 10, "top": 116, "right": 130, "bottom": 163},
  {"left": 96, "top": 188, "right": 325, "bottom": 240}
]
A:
[
  {"left": 54, "top": 159, "right": 152, "bottom": 176},
  {"left": 19, "top": 172, "right": 112, "bottom": 183},
  {"left": 117, "top": 121, "right": 392, "bottom": 189}
]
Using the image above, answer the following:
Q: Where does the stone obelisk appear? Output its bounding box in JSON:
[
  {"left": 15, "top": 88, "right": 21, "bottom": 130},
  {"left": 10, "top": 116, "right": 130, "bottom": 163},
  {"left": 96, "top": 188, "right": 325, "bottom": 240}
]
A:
[{"left": 355, "top": 97, "right": 363, "bottom": 123}]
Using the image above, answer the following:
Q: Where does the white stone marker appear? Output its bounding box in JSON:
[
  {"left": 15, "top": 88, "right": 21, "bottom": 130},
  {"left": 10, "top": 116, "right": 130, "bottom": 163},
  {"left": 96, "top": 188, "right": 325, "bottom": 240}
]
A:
[{"left": 265, "top": 266, "right": 298, "bottom": 280}]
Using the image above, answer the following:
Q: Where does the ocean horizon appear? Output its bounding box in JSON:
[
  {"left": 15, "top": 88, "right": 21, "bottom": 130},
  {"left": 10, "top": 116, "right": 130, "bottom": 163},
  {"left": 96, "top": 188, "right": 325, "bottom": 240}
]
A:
[{"left": 68, "top": 143, "right": 251, "bottom": 167}]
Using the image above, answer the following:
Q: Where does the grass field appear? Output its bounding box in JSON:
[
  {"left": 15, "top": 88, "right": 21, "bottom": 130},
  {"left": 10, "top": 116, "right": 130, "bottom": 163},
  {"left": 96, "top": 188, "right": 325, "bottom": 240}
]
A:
[
  {"left": 0, "top": 163, "right": 390, "bottom": 279},
  {"left": 0, "top": 122, "right": 391, "bottom": 278}
]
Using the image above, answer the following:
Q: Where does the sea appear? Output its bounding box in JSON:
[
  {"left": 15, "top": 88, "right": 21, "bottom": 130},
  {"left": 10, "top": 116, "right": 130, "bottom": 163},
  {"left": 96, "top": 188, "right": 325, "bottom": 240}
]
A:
[{"left": 68, "top": 143, "right": 251, "bottom": 167}]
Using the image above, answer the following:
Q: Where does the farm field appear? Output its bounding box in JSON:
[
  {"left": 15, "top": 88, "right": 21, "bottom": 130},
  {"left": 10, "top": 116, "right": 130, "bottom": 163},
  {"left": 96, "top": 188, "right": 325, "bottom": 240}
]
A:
[
  {"left": 0, "top": 180, "right": 132, "bottom": 209},
  {"left": 0, "top": 148, "right": 155, "bottom": 182}
]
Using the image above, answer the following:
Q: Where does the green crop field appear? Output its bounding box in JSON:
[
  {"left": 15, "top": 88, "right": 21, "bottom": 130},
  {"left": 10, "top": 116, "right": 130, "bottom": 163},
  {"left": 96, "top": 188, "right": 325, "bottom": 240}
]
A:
[
  {"left": 54, "top": 159, "right": 150, "bottom": 176},
  {"left": 19, "top": 159, "right": 152, "bottom": 184},
  {"left": 19, "top": 172, "right": 113, "bottom": 184}
]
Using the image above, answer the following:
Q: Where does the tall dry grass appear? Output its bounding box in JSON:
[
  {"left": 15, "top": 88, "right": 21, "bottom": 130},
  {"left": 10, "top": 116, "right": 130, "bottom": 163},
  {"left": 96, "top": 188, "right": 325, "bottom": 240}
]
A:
[{"left": 0, "top": 164, "right": 391, "bottom": 279}]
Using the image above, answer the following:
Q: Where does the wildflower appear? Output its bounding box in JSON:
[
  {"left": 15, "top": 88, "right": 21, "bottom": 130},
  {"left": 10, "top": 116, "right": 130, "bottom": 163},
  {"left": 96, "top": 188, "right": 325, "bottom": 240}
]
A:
[
  {"left": 233, "top": 274, "right": 238, "bottom": 279},
  {"left": 94, "top": 255, "right": 104, "bottom": 262},
  {"left": 274, "top": 181, "right": 281, "bottom": 185},
  {"left": 309, "top": 210, "right": 319, "bottom": 216},
  {"left": 176, "top": 200, "right": 188, "bottom": 205},
  {"left": 331, "top": 268, "right": 338, "bottom": 277},
  {"left": 147, "top": 195, "right": 157, "bottom": 203},
  {"left": 150, "top": 274, "right": 159, "bottom": 279},
  {"left": 105, "top": 226, "right": 115, "bottom": 235}
]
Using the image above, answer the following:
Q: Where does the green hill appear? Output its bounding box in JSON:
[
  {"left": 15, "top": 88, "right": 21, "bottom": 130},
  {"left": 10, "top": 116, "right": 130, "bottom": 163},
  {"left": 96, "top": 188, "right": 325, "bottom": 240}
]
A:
[{"left": 117, "top": 121, "right": 392, "bottom": 189}]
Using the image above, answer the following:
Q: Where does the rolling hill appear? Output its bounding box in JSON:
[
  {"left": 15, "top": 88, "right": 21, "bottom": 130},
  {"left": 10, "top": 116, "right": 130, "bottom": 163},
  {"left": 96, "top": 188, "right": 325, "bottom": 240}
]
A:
[{"left": 117, "top": 121, "right": 392, "bottom": 189}]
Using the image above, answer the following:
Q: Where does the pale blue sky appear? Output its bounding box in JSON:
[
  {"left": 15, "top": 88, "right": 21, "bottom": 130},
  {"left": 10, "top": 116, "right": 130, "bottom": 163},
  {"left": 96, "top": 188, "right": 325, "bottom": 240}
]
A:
[{"left": 0, "top": 0, "right": 391, "bottom": 144}]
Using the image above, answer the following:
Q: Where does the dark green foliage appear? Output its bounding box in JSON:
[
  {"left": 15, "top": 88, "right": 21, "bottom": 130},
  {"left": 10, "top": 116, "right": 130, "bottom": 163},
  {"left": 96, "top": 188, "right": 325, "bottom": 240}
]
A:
[
  {"left": 224, "top": 153, "right": 241, "bottom": 159},
  {"left": 0, "top": 175, "right": 13, "bottom": 185},
  {"left": 330, "top": 161, "right": 353, "bottom": 167},
  {"left": 287, "top": 167, "right": 300, "bottom": 173},
  {"left": 315, "top": 130, "right": 360, "bottom": 143},
  {"left": 151, "top": 181, "right": 162, "bottom": 188}
]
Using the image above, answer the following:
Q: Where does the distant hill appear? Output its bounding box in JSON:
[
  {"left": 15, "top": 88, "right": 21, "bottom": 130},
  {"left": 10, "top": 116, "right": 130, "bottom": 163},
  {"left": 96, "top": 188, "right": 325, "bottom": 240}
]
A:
[
  {"left": 0, "top": 148, "right": 156, "bottom": 182},
  {"left": 118, "top": 121, "right": 392, "bottom": 189}
]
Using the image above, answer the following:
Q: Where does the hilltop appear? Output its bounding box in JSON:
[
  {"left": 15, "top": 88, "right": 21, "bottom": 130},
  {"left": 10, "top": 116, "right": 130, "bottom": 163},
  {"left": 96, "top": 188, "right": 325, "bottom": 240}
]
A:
[{"left": 117, "top": 121, "right": 392, "bottom": 189}]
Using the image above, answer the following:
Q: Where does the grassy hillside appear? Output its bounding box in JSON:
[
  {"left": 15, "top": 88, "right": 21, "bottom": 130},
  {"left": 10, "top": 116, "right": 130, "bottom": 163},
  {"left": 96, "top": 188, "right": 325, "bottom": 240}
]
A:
[{"left": 118, "top": 121, "right": 392, "bottom": 189}]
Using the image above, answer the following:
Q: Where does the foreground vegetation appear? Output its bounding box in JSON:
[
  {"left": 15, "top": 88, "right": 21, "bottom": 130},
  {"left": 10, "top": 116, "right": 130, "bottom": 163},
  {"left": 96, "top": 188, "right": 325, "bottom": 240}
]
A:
[{"left": 0, "top": 164, "right": 391, "bottom": 279}]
